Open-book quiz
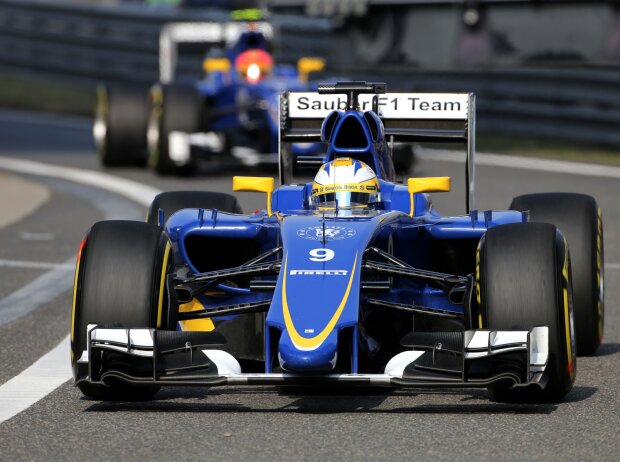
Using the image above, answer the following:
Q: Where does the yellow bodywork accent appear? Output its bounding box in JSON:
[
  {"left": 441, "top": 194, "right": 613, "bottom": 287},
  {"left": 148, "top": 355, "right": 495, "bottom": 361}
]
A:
[
  {"left": 297, "top": 57, "right": 325, "bottom": 82},
  {"left": 156, "top": 241, "right": 172, "bottom": 328},
  {"left": 407, "top": 177, "right": 451, "bottom": 216},
  {"left": 203, "top": 57, "right": 231, "bottom": 74},
  {"left": 179, "top": 299, "right": 215, "bottom": 331},
  {"left": 232, "top": 176, "right": 275, "bottom": 216},
  {"left": 282, "top": 252, "right": 358, "bottom": 350}
]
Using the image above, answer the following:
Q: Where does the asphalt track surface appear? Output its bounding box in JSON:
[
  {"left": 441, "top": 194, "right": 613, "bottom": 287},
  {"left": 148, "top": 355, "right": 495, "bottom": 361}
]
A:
[{"left": 0, "top": 110, "right": 618, "bottom": 461}]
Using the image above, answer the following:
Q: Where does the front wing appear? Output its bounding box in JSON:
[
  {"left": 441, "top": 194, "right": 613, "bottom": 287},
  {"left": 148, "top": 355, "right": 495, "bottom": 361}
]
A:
[{"left": 75, "top": 325, "right": 549, "bottom": 391}]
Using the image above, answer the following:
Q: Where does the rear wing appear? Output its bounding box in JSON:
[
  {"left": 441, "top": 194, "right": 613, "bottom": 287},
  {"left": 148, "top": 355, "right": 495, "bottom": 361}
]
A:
[
  {"left": 278, "top": 91, "right": 477, "bottom": 212},
  {"left": 159, "top": 21, "right": 273, "bottom": 83}
]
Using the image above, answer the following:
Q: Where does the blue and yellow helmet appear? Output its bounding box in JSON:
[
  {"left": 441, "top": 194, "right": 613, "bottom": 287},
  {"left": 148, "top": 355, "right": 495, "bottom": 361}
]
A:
[{"left": 311, "top": 158, "right": 380, "bottom": 209}]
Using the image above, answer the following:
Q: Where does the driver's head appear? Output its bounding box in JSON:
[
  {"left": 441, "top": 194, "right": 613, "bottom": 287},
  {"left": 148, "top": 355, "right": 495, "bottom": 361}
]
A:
[
  {"left": 311, "top": 158, "right": 380, "bottom": 211},
  {"left": 234, "top": 49, "right": 273, "bottom": 83}
]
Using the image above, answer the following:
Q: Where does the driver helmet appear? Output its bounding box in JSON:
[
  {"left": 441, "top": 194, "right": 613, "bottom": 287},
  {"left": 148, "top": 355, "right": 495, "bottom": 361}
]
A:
[
  {"left": 311, "top": 158, "right": 381, "bottom": 210},
  {"left": 234, "top": 49, "right": 273, "bottom": 83}
]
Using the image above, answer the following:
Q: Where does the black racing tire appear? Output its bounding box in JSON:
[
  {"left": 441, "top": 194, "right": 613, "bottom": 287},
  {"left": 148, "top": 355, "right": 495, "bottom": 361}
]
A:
[
  {"left": 477, "top": 222, "right": 576, "bottom": 402},
  {"left": 510, "top": 193, "right": 604, "bottom": 356},
  {"left": 146, "top": 191, "right": 243, "bottom": 226},
  {"left": 148, "top": 84, "right": 203, "bottom": 176},
  {"left": 94, "top": 83, "right": 149, "bottom": 167},
  {"left": 392, "top": 144, "right": 415, "bottom": 174},
  {"left": 71, "top": 221, "right": 176, "bottom": 400}
]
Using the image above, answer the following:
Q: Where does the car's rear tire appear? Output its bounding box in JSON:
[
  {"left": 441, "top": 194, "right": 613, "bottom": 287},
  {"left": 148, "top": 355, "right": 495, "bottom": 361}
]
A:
[
  {"left": 148, "top": 84, "right": 203, "bottom": 176},
  {"left": 94, "top": 83, "right": 149, "bottom": 167},
  {"left": 71, "top": 221, "right": 176, "bottom": 400},
  {"left": 146, "top": 191, "right": 242, "bottom": 226},
  {"left": 477, "top": 222, "right": 576, "bottom": 402},
  {"left": 510, "top": 193, "right": 604, "bottom": 356}
]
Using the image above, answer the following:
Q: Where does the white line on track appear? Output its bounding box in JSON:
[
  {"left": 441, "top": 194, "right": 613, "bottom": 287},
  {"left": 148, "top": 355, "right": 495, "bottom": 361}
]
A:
[
  {"left": 417, "top": 148, "right": 620, "bottom": 179},
  {"left": 0, "top": 157, "right": 160, "bottom": 207},
  {"left": 0, "top": 156, "right": 161, "bottom": 425},
  {"left": 0, "top": 256, "right": 75, "bottom": 326},
  {"left": 0, "top": 338, "right": 69, "bottom": 424},
  {"left": 0, "top": 259, "right": 74, "bottom": 270}
]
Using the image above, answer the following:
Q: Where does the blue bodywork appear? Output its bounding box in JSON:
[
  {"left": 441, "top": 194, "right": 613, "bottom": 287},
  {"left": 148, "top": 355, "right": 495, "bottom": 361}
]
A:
[
  {"left": 191, "top": 31, "right": 323, "bottom": 157},
  {"left": 164, "top": 101, "right": 526, "bottom": 374}
]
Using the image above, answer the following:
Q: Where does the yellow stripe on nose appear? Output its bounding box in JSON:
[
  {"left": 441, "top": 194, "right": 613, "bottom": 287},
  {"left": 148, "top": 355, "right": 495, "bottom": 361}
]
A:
[{"left": 282, "top": 252, "right": 358, "bottom": 350}]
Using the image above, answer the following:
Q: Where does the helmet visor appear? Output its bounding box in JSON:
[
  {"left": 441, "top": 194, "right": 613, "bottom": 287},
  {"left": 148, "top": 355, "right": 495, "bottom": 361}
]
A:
[{"left": 313, "top": 191, "right": 379, "bottom": 209}]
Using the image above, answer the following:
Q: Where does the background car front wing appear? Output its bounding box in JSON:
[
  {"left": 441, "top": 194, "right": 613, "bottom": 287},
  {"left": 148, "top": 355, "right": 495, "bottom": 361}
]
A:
[{"left": 75, "top": 325, "right": 549, "bottom": 391}]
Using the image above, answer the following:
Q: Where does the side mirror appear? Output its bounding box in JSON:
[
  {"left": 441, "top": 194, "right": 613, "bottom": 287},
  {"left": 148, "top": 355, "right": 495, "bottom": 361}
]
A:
[
  {"left": 407, "top": 177, "right": 451, "bottom": 216},
  {"left": 203, "top": 57, "right": 231, "bottom": 74},
  {"left": 297, "top": 57, "right": 326, "bottom": 82},
  {"left": 232, "top": 176, "right": 275, "bottom": 216}
]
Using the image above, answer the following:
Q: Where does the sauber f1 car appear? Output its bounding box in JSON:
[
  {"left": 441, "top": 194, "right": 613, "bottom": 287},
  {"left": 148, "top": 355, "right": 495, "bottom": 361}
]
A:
[
  {"left": 74, "top": 82, "right": 604, "bottom": 402},
  {"left": 93, "top": 15, "right": 415, "bottom": 176}
]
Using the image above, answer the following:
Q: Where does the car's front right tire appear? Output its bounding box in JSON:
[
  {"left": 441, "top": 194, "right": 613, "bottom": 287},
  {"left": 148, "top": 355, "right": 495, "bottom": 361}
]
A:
[{"left": 71, "top": 221, "right": 176, "bottom": 400}]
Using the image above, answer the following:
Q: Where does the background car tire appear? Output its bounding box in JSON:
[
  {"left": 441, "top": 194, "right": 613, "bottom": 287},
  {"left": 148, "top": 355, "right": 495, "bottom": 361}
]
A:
[
  {"left": 392, "top": 144, "right": 415, "bottom": 174},
  {"left": 146, "top": 191, "right": 242, "bottom": 226},
  {"left": 477, "top": 222, "right": 576, "bottom": 402},
  {"left": 71, "top": 221, "right": 176, "bottom": 400},
  {"left": 510, "top": 193, "right": 604, "bottom": 356},
  {"left": 94, "top": 83, "right": 149, "bottom": 167},
  {"left": 149, "top": 84, "right": 203, "bottom": 176}
]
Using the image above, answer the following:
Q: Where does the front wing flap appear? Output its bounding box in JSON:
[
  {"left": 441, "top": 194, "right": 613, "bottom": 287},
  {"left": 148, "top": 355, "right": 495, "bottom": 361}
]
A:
[{"left": 75, "top": 325, "right": 548, "bottom": 390}]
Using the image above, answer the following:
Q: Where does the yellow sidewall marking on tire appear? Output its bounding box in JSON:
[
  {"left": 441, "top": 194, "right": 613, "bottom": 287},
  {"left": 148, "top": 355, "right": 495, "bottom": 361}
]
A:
[
  {"left": 156, "top": 241, "right": 171, "bottom": 328},
  {"left": 70, "top": 236, "right": 87, "bottom": 361},
  {"left": 597, "top": 208, "right": 603, "bottom": 342},
  {"left": 562, "top": 242, "right": 574, "bottom": 379}
]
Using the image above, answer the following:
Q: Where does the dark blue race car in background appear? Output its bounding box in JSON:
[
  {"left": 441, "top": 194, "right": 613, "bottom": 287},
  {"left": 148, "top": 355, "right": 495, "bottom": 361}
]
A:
[
  {"left": 93, "top": 15, "right": 342, "bottom": 175},
  {"left": 93, "top": 13, "right": 415, "bottom": 175},
  {"left": 75, "top": 82, "right": 603, "bottom": 403}
]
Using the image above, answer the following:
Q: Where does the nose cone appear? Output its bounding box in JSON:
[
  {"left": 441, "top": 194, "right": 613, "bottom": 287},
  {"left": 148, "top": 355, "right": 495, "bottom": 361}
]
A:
[{"left": 278, "top": 330, "right": 338, "bottom": 372}]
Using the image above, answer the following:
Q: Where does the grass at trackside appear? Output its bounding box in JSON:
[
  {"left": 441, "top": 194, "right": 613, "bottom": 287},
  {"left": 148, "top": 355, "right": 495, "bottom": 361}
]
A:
[
  {"left": 0, "top": 74, "right": 95, "bottom": 117},
  {"left": 477, "top": 134, "right": 620, "bottom": 166},
  {"left": 1, "top": 73, "right": 619, "bottom": 166}
]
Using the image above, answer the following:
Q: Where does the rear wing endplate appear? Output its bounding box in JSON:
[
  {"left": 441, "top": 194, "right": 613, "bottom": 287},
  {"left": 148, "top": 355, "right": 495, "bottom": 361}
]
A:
[{"left": 278, "top": 91, "right": 476, "bottom": 212}]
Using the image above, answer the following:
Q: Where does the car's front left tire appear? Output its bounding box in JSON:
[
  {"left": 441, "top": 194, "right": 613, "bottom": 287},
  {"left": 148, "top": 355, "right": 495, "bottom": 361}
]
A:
[{"left": 477, "top": 222, "right": 576, "bottom": 403}]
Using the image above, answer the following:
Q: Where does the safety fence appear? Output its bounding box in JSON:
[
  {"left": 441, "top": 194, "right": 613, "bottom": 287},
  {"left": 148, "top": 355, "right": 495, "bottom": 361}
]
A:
[{"left": 1, "top": 0, "right": 619, "bottom": 146}]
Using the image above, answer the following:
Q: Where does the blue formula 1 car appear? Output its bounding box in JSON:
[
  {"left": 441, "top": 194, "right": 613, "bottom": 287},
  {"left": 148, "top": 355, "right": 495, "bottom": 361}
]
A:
[
  {"left": 74, "top": 82, "right": 604, "bottom": 403},
  {"left": 93, "top": 18, "right": 351, "bottom": 175}
]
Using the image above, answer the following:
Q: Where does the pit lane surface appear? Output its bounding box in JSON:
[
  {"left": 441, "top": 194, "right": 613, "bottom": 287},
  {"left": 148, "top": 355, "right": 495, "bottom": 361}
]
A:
[{"left": 0, "top": 110, "right": 618, "bottom": 461}]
